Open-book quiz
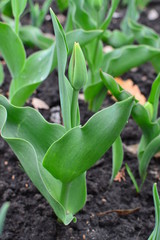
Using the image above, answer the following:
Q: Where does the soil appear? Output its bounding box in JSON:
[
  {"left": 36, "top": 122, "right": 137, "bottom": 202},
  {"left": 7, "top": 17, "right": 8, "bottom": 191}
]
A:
[{"left": 0, "top": 1, "right": 160, "bottom": 240}]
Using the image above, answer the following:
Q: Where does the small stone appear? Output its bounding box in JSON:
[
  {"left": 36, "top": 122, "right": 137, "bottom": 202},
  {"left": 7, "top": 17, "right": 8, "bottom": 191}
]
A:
[
  {"left": 131, "top": 67, "right": 138, "bottom": 72},
  {"left": 148, "top": 9, "right": 159, "bottom": 21},
  {"left": 25, "top": 183, "right": 29, "bottom": 188},
  {"left": 4, "top": 160, "right": 8, "bottom": 165},
  {"left": 12, "top": 175, "right": 15, "bottom": 180},
  {"left": 50, "top": 106, "right": 61, "bottom": 124},
  {"left": 45, "top": 14, "right": 51, "bottom": 21},
  {"left": 113, "top": 11, "right": 123, "bottom": 19}
]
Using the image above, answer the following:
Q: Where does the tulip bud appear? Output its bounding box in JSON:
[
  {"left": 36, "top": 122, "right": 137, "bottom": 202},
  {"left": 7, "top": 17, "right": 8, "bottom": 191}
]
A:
[
  {"left": 69, "top": 42, "right": 87, "bottom": 91},
  {"left": 93, "top": 0, "right": 103, "bottom": 11}
]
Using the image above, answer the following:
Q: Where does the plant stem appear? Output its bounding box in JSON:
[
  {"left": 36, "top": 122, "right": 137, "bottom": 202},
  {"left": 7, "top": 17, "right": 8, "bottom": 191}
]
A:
[
  {"left": 15, "top": 16, "right": 19, "bottom": 35},
  {"left": 71, "top": 89, "right": 79, "bottom": 128},
  {"left": 60, "top": 182, "right": 70, "bottom": 210}
]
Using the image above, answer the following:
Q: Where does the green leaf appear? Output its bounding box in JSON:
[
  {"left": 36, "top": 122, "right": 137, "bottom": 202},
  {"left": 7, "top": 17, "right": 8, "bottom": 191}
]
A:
[
  {"left": 0, "top": 202, "right": 10, "bottom": 235},
  {"left": 9, "top": 44, "right": 55, "bottom": 106},
  {"left": 148, "top": 74, "right": 160, "bottom": 121},
  {"left": 11, "top": 0, "right": 27, "bottom": 18},
  {"left": 111, "top": 135, "right": 123, "bottom": 183},
  {"left": 121, "top": 0, "right": 139, "bottom": 35},
  {"left": 43, "top": 97, "right": 134, "bottom": 183},
  {"left": 50, "top": 9, "right": 71, "bottom": 131},
  {"left": 56, "top": 0, "right": 68, "bottom": 12},
  {"left": 20, "top": 25, "right": 54, "bottom": 49},
  {"left": 0, "top": 63, "right": 4, "bottom": 86},
  {"left": 69, "top": 0, "right": 97, "bottom": 30},
  {"left": 129, "top": 20, "right": 160, "bottom": 48},
  {"left": 0, "top": 95, "right": 86, "bottom": 225},
  {"left": 102, "top": 30, "right": 134, "bottom": 48},
  {"left": 0, "top": 22, "right": 26, "bottom": 78},
  {"left": 101, "top": 0, "right": 120, "bottom": 30},
  {"left": 139, "top": 134, "right": 160, "bottom": 180},
  {"left": 148, "top": 183, "right": 160, "bottom": 240},
  {"left": 103, "top": 45, "right": 160, "bottom": 76},
  {"left": 125, "top": 164, "right": 140, "bottom": 193}
]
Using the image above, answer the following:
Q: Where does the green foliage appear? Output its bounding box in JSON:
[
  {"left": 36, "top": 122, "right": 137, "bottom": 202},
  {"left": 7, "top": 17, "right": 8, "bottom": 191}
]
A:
[
  {"left": 0, "top": 202, "right": 9, "bottom": 235},
  {"left": 0, "top": 10, "right": 134, "bottom": 224},
  {"left": 56, "top": 0, "right": 68, "bottom": 12},
  {"left": 148, "top": 183, "right": 160, "bottom": 240},
  {"left": 29, "top": 0, "right": 52, "bottom": 27},
  {"left": 100, "top": 71, "right": 160, "bottom": 187},
  {"left": 0, "top": 63, "right": 4, "bottom": 86}
]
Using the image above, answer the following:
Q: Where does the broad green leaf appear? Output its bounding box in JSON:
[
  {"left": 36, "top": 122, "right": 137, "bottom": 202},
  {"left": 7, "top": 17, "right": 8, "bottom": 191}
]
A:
[
  {"left": 0, "top": 95, "right": 86, "bottom": 225},
  {"left": 0, "top": 202, "right": 9, "bottom": 235},
  {"left": 129, "top": 20, "right": 160, "bottom": 48},
  {"left": 0, "top": 64, "right": 4, "bottom": 86},
  {"left": 0, "top": 22, "right": 25, "bottom": 78},
  {"left": 69, "top": 0, "right": 97, "bottom": 30},
  {"left": 66, "top": 29, "right": 103, "bottom": 54},
  {"left": 103, "top": 45, "right": 160, "bottom": 76},
  {"left": 102, "top": 30, "right": 133, "bottom": 48},
  {"left": 111, "top": 135, "right": 123, "bottom": 183},
  {"left": 9, "top": 44, "right": 55, "bottom": 106},
  {"left": 11, "top": 0, "right": 27, "bottom": 18},
  {"left": 43, "top": 97, "right": 134, "bottom": 183},
  {"left": 20, "top": 26, "right": 54, "bottom": 49}
]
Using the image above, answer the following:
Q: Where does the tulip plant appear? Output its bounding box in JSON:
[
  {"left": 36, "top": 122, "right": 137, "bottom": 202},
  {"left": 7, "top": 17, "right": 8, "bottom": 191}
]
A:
[
  {"left": 100, "top": 71, "right": 160, "bottom": 190},
  {"left": 0, "top": 10, "right": 134, "bottom": 224},
  {"left": 0, "top": 7, "right": 102, "bottom": 106}
]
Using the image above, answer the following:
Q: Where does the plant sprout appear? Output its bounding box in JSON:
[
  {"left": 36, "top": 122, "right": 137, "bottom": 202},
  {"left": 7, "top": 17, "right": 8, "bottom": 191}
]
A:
[{"left": 100, "top": 71, "right": 160, "bottom": 190}]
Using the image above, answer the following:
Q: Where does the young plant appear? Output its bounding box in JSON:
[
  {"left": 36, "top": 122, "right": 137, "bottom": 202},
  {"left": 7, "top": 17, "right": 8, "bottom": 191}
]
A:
[
  {"left": 0, "top": 10, "right": 134, "bottom": 224},
  {"left": 0, "top": 12, "right": 102, "bottom": 106},
  {"left": 29, "top": 0, "right": 52, "bottom": 27},
  {"left": 0, "top": 202, "right": 10, "bottom": 235},
  {"left": 148, "top": 183, "right": 160, "bottom": 240},
  {"left": 65, "top": 0, "right": 160, "bottom": 112},
  {"left": 100, "top": 71, "right": 160, "bottom": 189}
]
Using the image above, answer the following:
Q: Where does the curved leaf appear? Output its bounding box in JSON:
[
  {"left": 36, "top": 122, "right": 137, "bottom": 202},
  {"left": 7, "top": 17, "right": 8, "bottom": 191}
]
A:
[
  {"left": 0, "top": 202, "right": 10, "bottom": 235},
  {"left": 0, "top": 22, "right": 26, "bottom": 78},
  {"left": 111, "top": 135, "right": 123, "bottom": 183},
  {"left": 11, "top": 0, "right": 27, "bottom": 18},
  {"left": 0, "top": 95, "right": 86, "bottom": 224},
  {"left": 103, "top": 45, "right": 160, "bottom": 76},
  {"left": 9, "top": 44, "right": 55, "bottom": 106},
  {"left": 43, "top": 97, "right": 134, "bottom": 183}
]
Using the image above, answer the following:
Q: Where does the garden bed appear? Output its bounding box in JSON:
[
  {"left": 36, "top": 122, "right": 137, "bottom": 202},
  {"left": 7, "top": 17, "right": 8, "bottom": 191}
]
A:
[{"left": 0, "top": 1, "right": 160, "bottom": 239}]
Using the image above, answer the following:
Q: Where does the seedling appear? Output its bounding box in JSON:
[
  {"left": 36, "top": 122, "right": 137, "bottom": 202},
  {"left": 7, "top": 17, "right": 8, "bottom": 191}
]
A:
[
  {"left": 0, "top": 10, "right": 134, "bottom": 224},
  {"left": 100, "top": 71, "right": 160, "bottom": 189}
]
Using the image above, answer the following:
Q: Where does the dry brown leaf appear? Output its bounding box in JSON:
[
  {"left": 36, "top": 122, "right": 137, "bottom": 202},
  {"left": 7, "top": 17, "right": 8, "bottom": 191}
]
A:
[
  {"left": 114, "top": 77, "right": 146, "bottom": 105},
  {"left": 32, "top": 98, "right": 49, "bottom": 110},
  {"left": 97, "top": 207, "right": 140, "bottom": 217},
  {"left": 123, "top": 143, "right": 138, "bottom": 155},
  {"left": 114, "top": 166, "right": 126, "bottom": 182}
]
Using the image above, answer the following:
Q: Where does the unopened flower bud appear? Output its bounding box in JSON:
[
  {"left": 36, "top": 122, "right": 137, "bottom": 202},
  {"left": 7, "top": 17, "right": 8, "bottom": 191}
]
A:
[
  {"left": 93, "top": 0, "right": 103, "bottom": 10},
  {"left": 69, "top": 42, "right": 87, "bottom": 91}
]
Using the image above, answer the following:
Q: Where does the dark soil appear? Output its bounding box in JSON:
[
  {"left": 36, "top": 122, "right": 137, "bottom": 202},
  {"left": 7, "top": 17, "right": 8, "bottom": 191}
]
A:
[{"left": 0, "top": 1, "right": 160, "bottom": 240}]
